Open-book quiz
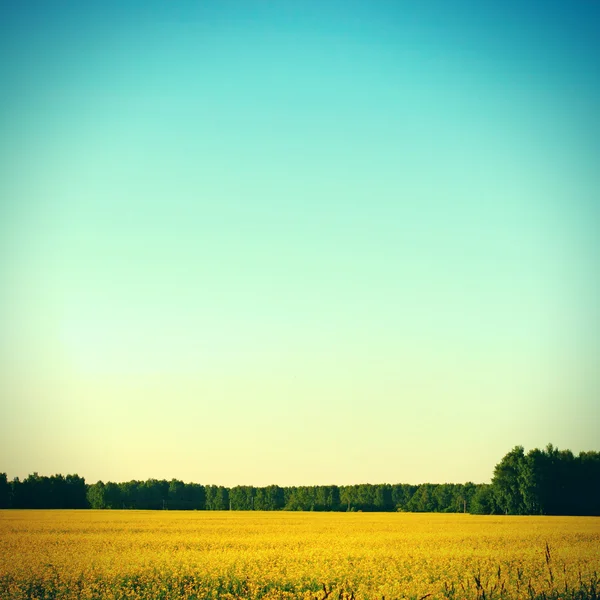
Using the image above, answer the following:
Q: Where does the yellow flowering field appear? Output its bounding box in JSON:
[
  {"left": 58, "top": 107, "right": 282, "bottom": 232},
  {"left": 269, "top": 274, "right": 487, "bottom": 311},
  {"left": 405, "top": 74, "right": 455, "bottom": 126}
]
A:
[{"left": 0, "top": 510, "right": 598, "bottom": 599}]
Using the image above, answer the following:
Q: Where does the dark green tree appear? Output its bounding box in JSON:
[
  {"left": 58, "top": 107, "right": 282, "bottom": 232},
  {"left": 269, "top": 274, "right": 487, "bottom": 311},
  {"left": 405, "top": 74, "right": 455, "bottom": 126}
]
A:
[
  {"left": 491, "top": 446, "right": 527, "bottom": 514},
  {"left": 230, "top": 486, "right": 255, "bottom": 510},
  {"left": 205, "top": 485, "right": 229, "bottom": 510},
  {"left": 65, "top": 474, "right": 88, "bottom": 508},
  {"left": 254, "top": 485, "right": 284, "bottom": 510},
  {"left": 576, "top": 451, "right": 600, "bottom": 515},
  {"left": 469, "top": 484, "right": 495, "bottom": 514},
  {"left": 167, "top": 479, "right": 186, "bottom": 509},
  {"left": 315, "top": 485, "right": 340, "bottom": 511},
  {"left": 185, "top": 483, "right": 206, "bottom": 510},
  {"left": 406, "top": 483, "right": 436, "bottom": 512},
  {"left": 391, "top": 484, "right": 416, "bottom": 511},
  {"left": 286, "top": 486, "right": 318, "bottom": 511},
  {"left": 0, "top": 473, "right": 10, "bottom": 508},
  {"left": 104, "top": 482, "right": 123, "bottom": 508}
]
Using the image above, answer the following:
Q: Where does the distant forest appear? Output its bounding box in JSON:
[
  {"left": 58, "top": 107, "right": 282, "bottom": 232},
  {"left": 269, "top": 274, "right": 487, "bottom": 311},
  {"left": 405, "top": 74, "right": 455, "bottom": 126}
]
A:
[{"left": 1, "top": 445, "right": 599, "bottom": 515}]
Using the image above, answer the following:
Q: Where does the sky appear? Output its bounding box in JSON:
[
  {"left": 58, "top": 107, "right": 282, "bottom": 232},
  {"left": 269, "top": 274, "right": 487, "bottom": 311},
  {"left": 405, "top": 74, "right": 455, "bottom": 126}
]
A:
[{"left": 1, "top": 1, "right": 598, "bottom": 487}]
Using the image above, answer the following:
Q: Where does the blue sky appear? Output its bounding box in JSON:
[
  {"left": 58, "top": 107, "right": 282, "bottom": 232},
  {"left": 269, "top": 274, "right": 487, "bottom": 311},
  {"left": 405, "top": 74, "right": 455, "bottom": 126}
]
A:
[{"left": 1, "top": 1, "right": 598, "bottom": 486}]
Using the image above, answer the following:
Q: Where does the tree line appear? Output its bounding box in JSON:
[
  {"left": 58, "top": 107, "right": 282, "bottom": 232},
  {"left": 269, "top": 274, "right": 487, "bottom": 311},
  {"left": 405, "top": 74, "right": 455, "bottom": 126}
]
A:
[
  {"left": 487, "top": 444, "right": 600, "bottom": 515},
  {"left": 1, "top": 445, "right": 598, "bottom": 515}
]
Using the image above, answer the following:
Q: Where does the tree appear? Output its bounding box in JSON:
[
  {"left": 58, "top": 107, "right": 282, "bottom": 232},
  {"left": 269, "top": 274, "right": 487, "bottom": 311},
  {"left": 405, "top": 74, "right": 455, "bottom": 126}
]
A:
[
  {"left": 315, "top": 486, "right": 340, "bottom": 511},
  {"left": 10, "top": 477, "right": 24, "bottom": 508},
  {"left": 104, "top": 482, "right": 123, "bottom": 508},
  {"left": 576, "top": 451, "right": 600, "bottom": 515},
  {"left": 65, "top": 474, "right": 88, "bottom": 508},
  {"left": 433, "top": 484, "right": 453, "bottom": 512},
  {"left": 230, "top": 486, "right": 255, "bottom": 510},
  {"left": 491, "top": 446, "right": 527, "bottom": 515},
  {"left": 0, "top": 473, "right": 10, "bottom": 508},
  {"left": 373, "top": 485, "right": 393, "bottom": 512},
  {"left": 87, "top": 481, "right": 106, "bottom": 509},
  {"left": 258, "top": 485, "right": 284, "bottom": 510},
  {"left": 6, "top": 444, "right": 599, "bottom": 515},
  {"left": 470, "top": 484, "right": 495, "bottom": 514},
  {"left": 205, "top": 485, "right": 229, "bottom": 510},
  {"left": 406, "top": 484, "right": 436, "bottom": 512},
  {"left": 168, "top": 479, "right": 186, "bottom": 510},
  {"left": 391, "top": 484, "right": 416, "bottom": 511},
  {"left": 185, "top": 483, "right": 206, "bottom": 510},
  {"left": 285, "top": 486, "right": 318, "bottom": 511}
]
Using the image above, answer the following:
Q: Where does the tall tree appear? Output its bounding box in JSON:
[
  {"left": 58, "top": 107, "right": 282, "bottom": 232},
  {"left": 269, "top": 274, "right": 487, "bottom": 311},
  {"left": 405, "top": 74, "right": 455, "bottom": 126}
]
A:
[
  {"left": 470, "top": 484, "right": 495, "bottom": 514},
  {"left": 230, "top": 486, "right": 254, "bottom": 510},
  {"left": 65, "top": 474, "right": 88, "bottom": 508},
  {"left": 0, "top": 473, "right": 10, "bottom": 508},
  {"left": 87, "top": 481, "right": 106, "bottom": 509},
  {"left": 205, "top": 485, "right": 229, "bottom": 510},
  {"left": 105, "top": 482, "right": 123, "bottom": 508},
  {"left": 491, "top": 446, "right": 527, "bottom": 515},
  {"left": 185, "top": 483, "right": 206, "bottom": 510},
  {"left": 168, "top": 479, "right": 186, "bottom": 509}
]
